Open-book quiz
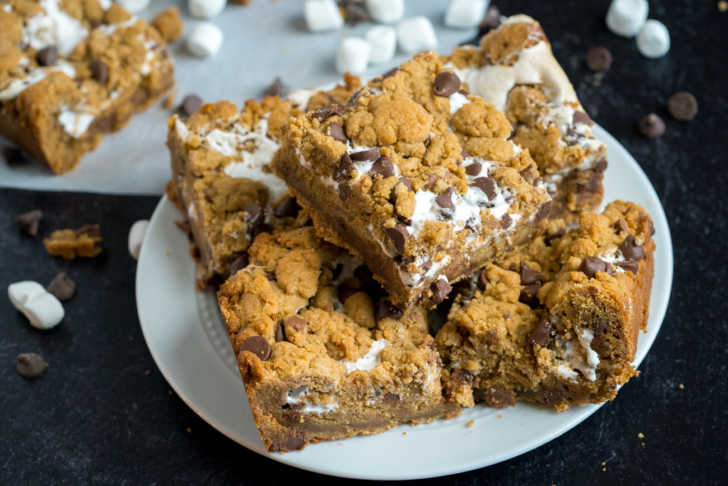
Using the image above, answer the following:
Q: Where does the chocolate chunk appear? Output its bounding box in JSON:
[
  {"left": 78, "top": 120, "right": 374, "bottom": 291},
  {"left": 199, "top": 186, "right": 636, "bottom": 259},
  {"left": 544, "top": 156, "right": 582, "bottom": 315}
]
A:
[
  {"left": 519, "top": 263, "right": 542, "bottom": 285},
  {"left": 274, "top": 196, "right": 301, "bottom": 218},
  {"left": 471, "top": 177, "right": 496, "bottom": 200},
  {"left": 535, "top": 201, "right": 552, "bottom": 222},
  {"left": 619, "top": 235, "right": 645, "bottom": 260},
  {"left": 90, "top": 60, "right": 108, "bottom": 84},
  {"left": 614, "top": 219, "right": 629, "bottom": 234},
  {"left": 311, "top": 104, "right": 345, "bottom": 121},
  {"left": 479, "top": 5, "right": 501, "bottom": 31},
  {"left": 519, "top": 284, "right": 541, "bottom": 308},
  {"left": 617, "top": 260, "right": 640, "bottom": 273},
  {"left": 573, "top": 111, "right": 594, "bottom": 126},
  {"left": 500, "top": 213, "right": 512, "bottom": 229},
  {"left": 544, "top": 227, "right": 565, "bottom": 246},
  {"left": 519, "top": 168, "right": 535, "bottom": 185},
  {"left": 228, "top": 254, "right": 249, "bottom": 276},
  {"left": 638, "top": 113, "right": 665, "bottom": 139},
  {"left": 286, "top": 315, "right": 307, "bottom": 332},
  {"left": 328, "top": 122, "right": 347, "bottom": 142},
  {"left": 430, "top": 279, "right": 452, "bottom": 305},
  {"left": 47, "top": 272, "right": 76, "bottom": 301},
  {"left": 667, "top": 91, "right": 698, "bottom": 121},
  {"left": 436, "top": 187, "right": 455, "bottom": 211},
  {"left": 529, "top": 317, "right": 552, "bottom": 346},
  {"left": 180, "top": 94, "right": 203, "bottom": 117},
  {"left": 433, "top": 71, "right": 461, "bottom": 97},
  {"left": 370, "top": 156, "right": 395, "bottom": 178},
  {"left": 376, "top": 299, "right": 403, "bottom": 321},
  {"left": 2, "top": 146, "right": 28, "bottom": 166},
  {"left": 245, "top": 203, "right": 264, "bottom": 230},
  {"left": 333, "top": 153, "right": 354, "bottom": 182},
  {"left": 350, "top": 148, "right": 380, "bottom": 162},
  {"left": 593, "top": 158, "right": 608, "bottom": 172},
  {"left": 395, "top": 176, "right": 413, "bottom": 192},
  {"left": 239, "top": 336, "right": 271, "bottom": 361},
  {"left": 263, "top": 76, "right": 288, "bottom": 97},
  {"left": 36, "top": 46, "right": 58, "bottom": 66},
  {"left": 16, "top": 353, "right": 48, "bottom": 379},
  {"left": 580, "top": 257, "right": 610, "bottom": 278},
  {"left": 465, "top": 161, "right": 482, "bottom": 176},
  {"left": 384, "top": 223, "right": 409, "bottom": 255},
  {"left": 275, "top": 321, "right": 286, "bottom": 342},
  {"left": 477, "top": 270, "right": 489, "bottom": 290},
  {"left": 17, "top": 209, "right": 42, "bottom": 237},
  {"left": 585, "top": 46, "right": 613, "bottom": 72},
  {"left": 346, "top": 88, "right": 364, "bottom": 107}
]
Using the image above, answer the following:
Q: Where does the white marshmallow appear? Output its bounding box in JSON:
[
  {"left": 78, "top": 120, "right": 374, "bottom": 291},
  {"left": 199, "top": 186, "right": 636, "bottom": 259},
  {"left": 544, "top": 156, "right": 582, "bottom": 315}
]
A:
[
  {"left": 8, "top": 281, "right": 64, "bottom": 330},
  {"left": 187, "top": 22, "right": 223, "bottom": 57},
  {"left": 128, "top": 219, "right": 149, "bottom": 260},
  {"left": 366, "top": 0, "right": 404, "bottom": 23},
  {"left": 366, "top": 26, "right": 396, "bottom": 64},
  {"left": 636, "top": 19, "right": 670, "bottom": 58},
  {"left": 336, "top": 37, "right": 370, "bottom": 74},
  {"left": 189, "top": 0, "right": 226, "bottom": 19},
  {"left": 304, "top": 0, "right": 343, "bottom": 32},
  {"left": 445, "top": 0, "right": 488, "bottom": 28},
  {"left": 396, "top": 17, "right": 438, "bottom": 53},
  {"left": 116, "top": 0, "right": 150, "bottom": 14},
  {"left": 606, "top": 0, "right": 648, "bottom": 37}
]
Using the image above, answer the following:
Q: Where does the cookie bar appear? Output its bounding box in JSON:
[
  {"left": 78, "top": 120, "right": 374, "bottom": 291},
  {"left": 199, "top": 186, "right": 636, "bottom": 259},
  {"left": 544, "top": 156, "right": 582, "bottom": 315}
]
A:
[
  {"left": 273, "top": 51, "right": 552, "bottom": 309},
  {"left": 0, "top": 0, "right": 175, "bottom": 174},
  {"left": 448, "top": 14, "right": 607, "bottom": 218},
  {"left": 167, "top": 75, "right": 362, "bottom": 286},
  {"left": 436, "top": 201, "right": 654, "bottom": 410},
  {"left": 217, "top": 227, "right": 459, "bottom": 452}
]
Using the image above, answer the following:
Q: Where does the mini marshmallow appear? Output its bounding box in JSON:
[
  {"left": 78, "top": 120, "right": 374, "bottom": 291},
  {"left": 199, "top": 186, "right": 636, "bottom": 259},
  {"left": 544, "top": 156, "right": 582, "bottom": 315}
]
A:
[
  {"left": 304, "top": 0, "right": 343, "bottom": 32},
  {"left": 187, "top": 22, "right": 223, "bottom": 57},
  {"left": 366, "top": 0, "right": 404, "bottom": 23},
  {"left": 337, "top": 37, "right": 370, "bottom": 75},
  {"left": 189, "top": 0, "right": 226, "bottom": 19},
  {"left": 445, "top": 0, "right": 488, "bottom": 28},
  {"left": 8, "top": 281, "right": 64, "bottom": 330},
  {"left": 636, "top": 19, "right": 670, "bottom": 58},
  {"left": 116, "top": 0, "right": 150, "bottom": 14},
  {"left": 128, "top": 219, "right": 149, "bottom": 260},
  {"left": 397, "top": 17, "right": 438, "bottom": 53},
  {"left": 606, "top": 0, "right": 648, "bottom": 37},
  {"left": 366, "top": 26, "right": 396, "bottom": 64}
]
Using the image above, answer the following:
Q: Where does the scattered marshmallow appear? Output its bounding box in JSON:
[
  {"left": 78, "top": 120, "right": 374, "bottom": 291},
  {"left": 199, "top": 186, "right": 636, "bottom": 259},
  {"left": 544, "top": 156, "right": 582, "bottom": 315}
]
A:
[
  {"left": 187, "top": 22, "right": 223, "bottom": 57},
  {"left": 636, "top": 19, "right": 670, "bottom": 58},
  {"left": 128, "top": 219, "right": 149, "bottom": 260},
  {"left": 8, "top": 281, "right": 64, "bottom": 330},
  {"left": 337, "top": 37, "right": 370, "bottom": 75},
  {"left": 606, "top": 0, "right": 648, "bottom": 37},
  {"left": 366, "top": 0, "right": 404, "bottom": 23},
  {"left": 189, "top": 0, "right": 226, "bottom": 19},
  {"left": 397, "top": 17, "right": 438, "bottom": 53},
  {"left": 304, "top": 0, "right": 343, "bottom": 32},
  {"left": 116, "top": 0, "right": 150, "bottom": 14},
  {"left": 366, "top": 26, "right": 396, "bottom": 64},
  {"left": 445, "top": 0, "right": 488, "bottom": 28}
]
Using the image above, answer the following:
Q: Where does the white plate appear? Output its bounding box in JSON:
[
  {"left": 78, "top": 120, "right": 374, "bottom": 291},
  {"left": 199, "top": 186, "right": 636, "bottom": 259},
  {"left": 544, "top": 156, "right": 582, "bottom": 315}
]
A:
[{"left": 136, "top": 125, "right": 673, "bottom": 480}]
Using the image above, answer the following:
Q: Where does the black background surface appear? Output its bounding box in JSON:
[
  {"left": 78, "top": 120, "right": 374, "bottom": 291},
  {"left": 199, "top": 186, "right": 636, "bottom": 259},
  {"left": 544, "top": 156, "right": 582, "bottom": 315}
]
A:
[{"left": 1, "top": 1, "right": 727, "bottom": 484}]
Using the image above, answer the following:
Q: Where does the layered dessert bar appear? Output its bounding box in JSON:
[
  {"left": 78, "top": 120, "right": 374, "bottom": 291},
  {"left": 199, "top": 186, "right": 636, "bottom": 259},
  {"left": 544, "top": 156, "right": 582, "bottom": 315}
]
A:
[
  {"left": 448, "top": 14, "right": 607, "bottom": 218},
  {"left": 167, "top": 75, "right": 362, "bottom": 286},
  {"left": 0, "top": 0, "right": 175, "bottom": 174},
  {"left": 436, "top": 201, "right": 654, "bottom": 410},
  {"left": 217, "top": 226, "right": 459, "bottom": 452},
  {"left": 273, "top": 51, "right": 552, "bottom": 309}
]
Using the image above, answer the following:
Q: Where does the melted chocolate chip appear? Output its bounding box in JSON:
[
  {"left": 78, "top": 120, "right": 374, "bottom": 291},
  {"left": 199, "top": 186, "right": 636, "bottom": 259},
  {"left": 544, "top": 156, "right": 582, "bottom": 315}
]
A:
[
  {"left": 529, "top": 317, "right": 552, "bottom": 346},
  {"left": 333, "top": 153, "right": 354, "bottom": 182},
  {"left": 90, "top": 60, "right": 108, "bottom": 84},
  {"left": 519, "top": 263, "right": 542, "bottom": 285},
  {"left": 17, "top": 209, "right": 42, "bottom": 237},
  {"left": 274, "top": 196, "right": 301, "bottom": 219},
  {"left": 619, "top": 235, "right": 645, "bottom": 260},
  {"left": 350, "top": 148, "right": 380, "bottom": 161},
  {"left": 471, "top": 177, "right": 496, "bottom": 200},
  {"left": 430, "top": 279, "right": 452, "bottom": 305},
  {"left": 286, "top": 316, "right": 307, "bottom": 332},
  {"left": 376, "top": 299, "right": 403, "bottom": 321},
  {"left": 384, "top": 223, "right": 409, "bottom": 255},
  {"left": 617, "top": 260, "right": 640, "bottom": 273},
  {"left": 371, "top": 156, "right": 395, "bottom": 178},
  {"left": 239, "top": 336, "right": 271, "bottom": 361},
  {"left": 580, "top": 257, "right": 611, "bottom": 278},
  {"left": 667, "top": 92, "right": 698, "bottom": 121},
  {"left": 36, "top": 46, "right": 58, "bottom": 66},
  {"left": 433, "top": 71, "right": 461, "bottom": 97},
  {"left": 465, "top": 161, "right": 482, "bottom": 176},
  {"left": 47, "top": 272, "right": 75, "bottom": 301},
  {"left": 436, "top": 187, "right": 455, "bottom": 211},
  {"left": 328, "top": 122, "right": 347, "bottom": 142},
  {"left": 519, "top": 284, "right": 541, "bottom": 308}
]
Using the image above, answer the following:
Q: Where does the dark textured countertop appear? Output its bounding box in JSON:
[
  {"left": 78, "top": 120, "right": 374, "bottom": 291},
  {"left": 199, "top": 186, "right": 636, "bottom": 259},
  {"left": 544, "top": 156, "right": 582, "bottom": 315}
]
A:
[{"left": 1, "top": 1, "right": 727, "bottom": 484}]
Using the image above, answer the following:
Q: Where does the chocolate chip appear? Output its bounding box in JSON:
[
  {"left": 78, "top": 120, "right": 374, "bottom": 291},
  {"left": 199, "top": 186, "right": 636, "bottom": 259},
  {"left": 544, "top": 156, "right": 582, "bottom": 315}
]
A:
[
  {"left": 535, "top": 201, "right": 552, "bottom": 222},
  {"left": 580, "top": 257, "right": 610, "bottom": 278},
  {"left": 384, "top": 223, "right": 409, "bottom": 255},
  {"left": 239, "top": 336, "right": 271, "bottom": 360},
  {"left": 638, "top": 113, "right": 665, "bottom": 139},
  {"left": 339, "top": 0, "right": 371, "bottom": 25},
  {"left": 451, "top": 369, "right": 474, "bottom": 385},
  {"left": 36, "top": 46, "right": 58, "bottom": 66},
  {"left": 17, "top": 209, "right": 42, "bottom": 237},
  {"left": 90, "top": 60, "right": 108, "bottom": 84},
  {"left": 500, "top": 213, "right": 512, "bottom": 229},
  {"left": 585, "top": 46, "right": 613, "bottom": 72},
  {"left": 245, "top": 203, "right": 264, "bottom": 230},
  {"left": 433, "top": 71, "right": 461, "bottom": 97},
  {"left": 430, "top": 279, "right": 452, "bottom": 305},
  {"left": 47, "top": 272, "right": 76, "bottom": 301},
  {"left": 263, "top": 76, "right": 288, "bottom": 97},
  {"left": 667, "top": 91, "right": 698, "bottom": 121},
  {"left": 617, "top": 260, "right": 640, "bottom": 273},
  {"left": 465, "top": 161, "right": 482, "bottom": 176},
  {"left": 519, "top": 284, "right": 541, "bottom": 308},
  {"left": 286, "top": 315, "right": 307, "bottom": 332},
  {"left": 477, "top": 270, "right": 489, "bottom": 290},
  {"left": 269, "top": 433, "right": 305, "bottom": 452},
  {"left": 370, "top": 156, "right": 395, "bottom": 178},
  {"left": 328, "top": 122, "right": 347, "bottom": 142},
  {"left": 274, "top": 196, "right": 301, "bottom": 218},
  {"left": 479, "top": 5, "right": 501, "bottom": 31},
  {"left": 382, "top": 67, "right": 398, "bottom": 79},
  {"left": 573, "top": 111, "right": 593, "bottom": 126},
  {"left": 350, "top": 148, "right": 380, "bottom": 162},
  {"left": 334, "top": 153, "right": 354, "bottom": 183},
  {"left": 471, "top": 177, "right": 496, "bottom": 200},
  {"left": 614, "top": 219, "right": 629, "bottom": 234},
  {"left": 275, "top": 321, "right": 286, "bottom": 342},
  {"left": 519, "top": 168, "right": 535, "bottom": 185},
  {"left": 265, "top": 271, "right": 277, "bottom": 282},
  {"left": 544, "top": 227, "right": 565, "bottom": 246},
  {"left": 16, "top": 353, "right": 48, "bottom": 379},
  {"left": 2, "top": 146, "right": 28, "bottom": 166},
  {"left": 436, "top": 187, "right": 455, "bottom": 211},
  {"left": 395, "top": 176, "right": 413, "bottom": 192},
  {"left": 311, "top": 104, "right": 345, "bottom": 121},
  {"left": 376, "top": 299, "right": 403, "bottom": 321},
  {"left": 529, "top": 317, "right": 552, "bottom": 346},
  {"left": 180, "top": 94, "right": 203, "bottom": 117},
  {"left": 228, "top": 254, "right": 249, "bottom": 276},
  {"left": 593, "top": 158, "right": 608, "bottom": 172},
  {"left": 519, "top": 263, "right": 542, "bottom": 285},
  {"left": 619, "top": 235, "right": 645, "bottom": 260},
  {"left": 383, "top": 392, "right": 400, "bottom": 403},
  {"left": 346, "top": 88, "right": 364, "bottom": 107}
]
